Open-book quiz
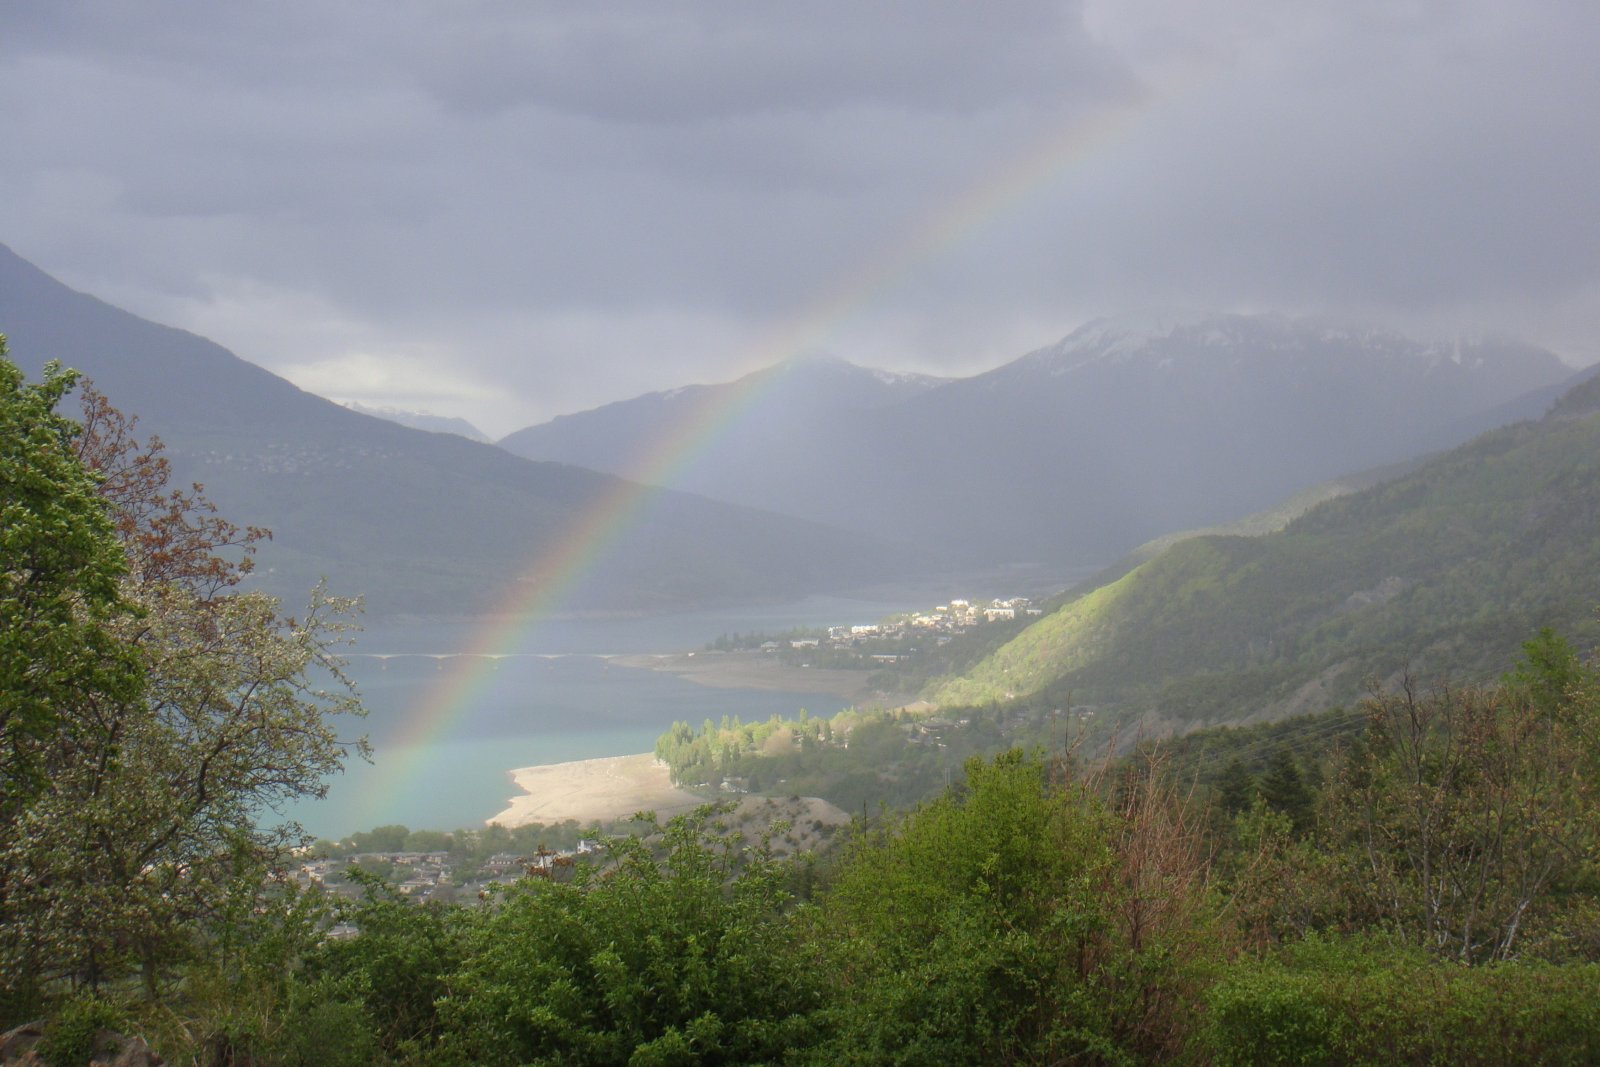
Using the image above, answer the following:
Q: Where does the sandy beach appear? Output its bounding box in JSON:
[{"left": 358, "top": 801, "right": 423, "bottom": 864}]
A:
[{"left": 488, "top": 753, "right": 708, "bottom": 828}]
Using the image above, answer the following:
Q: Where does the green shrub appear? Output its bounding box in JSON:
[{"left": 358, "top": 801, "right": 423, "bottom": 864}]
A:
[
  {"left": 438, "top": 805, "right": 824, "bottom": 1065},
  {"left": 1204, "top": 937, "right": 1600, "bottom": 1065},
  {"left": 299, "top": 875, "right": 461, "bottom": 1058},
  {"left": 811, "top": 750, "right": 1215, "bottom": 1065},
  {"left": 272, "top": 992, "right": 381, "bottom": 1067},
  {"left": 37, "top": 995, "right": 129, "bottom": 1066}
]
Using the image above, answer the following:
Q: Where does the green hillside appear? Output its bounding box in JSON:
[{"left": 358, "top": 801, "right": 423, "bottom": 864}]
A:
[{"left": 930, "top": 374, "right": 1600, "bottom": 731}]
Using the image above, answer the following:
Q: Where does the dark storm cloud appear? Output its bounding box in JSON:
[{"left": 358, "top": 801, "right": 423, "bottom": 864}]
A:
[{"left": 0, "top": 1, "right": 1595, "bottom": 432}]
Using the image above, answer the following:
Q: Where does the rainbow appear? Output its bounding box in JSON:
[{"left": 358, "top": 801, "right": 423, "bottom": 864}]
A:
[{"left": 341, "top": 92, "right": 1159, "bottom": 829}]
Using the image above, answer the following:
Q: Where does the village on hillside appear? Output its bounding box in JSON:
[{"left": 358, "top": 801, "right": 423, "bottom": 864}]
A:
[
  {"left": 288, "top": 838, "right": 603, "bottom": 919},
  {"left": 705, "top": 597, "right": 1044, "bottom": 668}
]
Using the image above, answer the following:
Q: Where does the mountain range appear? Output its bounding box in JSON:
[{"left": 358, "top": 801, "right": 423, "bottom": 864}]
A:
[
  {"left": 4, "top": 238, "right": 1587, "bottom": 625},
  {"left": 498, "top": 311, "right": 1578, "bottom": 570},
  {"left": 0, "top": 243, "right": 912, "bottom": 616}
]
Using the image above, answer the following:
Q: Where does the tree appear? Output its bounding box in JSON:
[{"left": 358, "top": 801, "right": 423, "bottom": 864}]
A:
[
  {"left": 1288, "top": 658, "right": 1600, "bottom": 963},
  {"left": 1215, "top": 757, "right": 1256, "bottom": 816},
  {"left": 0, "top": 343, "right": 142, "bottom": 807},
  {"left": 0, "top": 365, "right": 366, "bottom": 997},
  {"left": 1258, "top": 749, "right": 1314, "bottom": 835},
  {"left": 1, "top": 345, "right": 146, "bottom": 1005}
]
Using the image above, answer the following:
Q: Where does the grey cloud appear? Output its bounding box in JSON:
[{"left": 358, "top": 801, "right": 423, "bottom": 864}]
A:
[
  {"left": 404, "top": 2, "right": 1130, "bottom": 121},
  {"left": 1, "top": 1, "right": 1596, "bottom": 432}
]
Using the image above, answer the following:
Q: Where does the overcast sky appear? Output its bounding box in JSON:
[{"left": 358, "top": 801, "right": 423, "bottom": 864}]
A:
[{"left": 2, "top": 1, "right": 1597, "bottom": 436}]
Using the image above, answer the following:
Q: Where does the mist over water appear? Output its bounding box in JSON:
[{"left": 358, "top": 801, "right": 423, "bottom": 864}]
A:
[{"left": 288, "top": 594, "right": 931, "bottom": 838}]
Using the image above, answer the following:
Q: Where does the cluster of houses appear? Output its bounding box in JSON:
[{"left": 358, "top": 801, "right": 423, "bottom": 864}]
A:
[
  {"left": 796, "top": 597, "right": 1043, "bottom": 659},
  {"left": 901, "top": 596, "right": 1040, "bottom": 628},
  {"left": 289, "top": 840, "right": 602, "bottom": 910},
  {"left": 709, "top": 596, "right": 1046, "bottom": 667}
]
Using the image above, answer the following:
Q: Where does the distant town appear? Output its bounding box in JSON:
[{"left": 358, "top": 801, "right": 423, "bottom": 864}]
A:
[{"left": 702, "top": 596, "right": 1044, "bottom": 668}]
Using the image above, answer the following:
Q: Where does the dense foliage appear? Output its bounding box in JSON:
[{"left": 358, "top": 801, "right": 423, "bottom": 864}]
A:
[
  {"left": 1202, "top": 938, "right": 1600, "bottom": 1065},
  {"left": 0, "top": 346, "right": 142, "bottom": 807},
  {"left": 813, "top": 750, "right": 1215, "bottom": 1064},
  {"left": 11, "top": 663, "right": 1600, "bottom": 1062}
]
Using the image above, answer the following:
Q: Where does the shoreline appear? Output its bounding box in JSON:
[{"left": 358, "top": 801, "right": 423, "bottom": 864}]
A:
[
  {"left": 487, "top": 752, "right": 856, "bottom": 857},
  {"left": 611, "top": 650, "right": 916, "bottom": 705},
  {"left": 488, "top": 752, "right": 708, "bottom": 828}
]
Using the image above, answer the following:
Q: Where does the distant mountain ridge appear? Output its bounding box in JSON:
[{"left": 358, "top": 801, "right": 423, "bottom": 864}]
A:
[
  {"left": 499, "top": 353, "right": 947, "bottom": 488},
  {"left": 499, "top": 312, "right": 1577, "bottom": 571},
  {"left": 1019, "top": 312, "right": 1557, "bottom": 382},
  {"left": 0, "top": 242, "right": 916, "bottom": 616},
  {"left": 342, "top": 401, "right": 489, "bottom": 442}
]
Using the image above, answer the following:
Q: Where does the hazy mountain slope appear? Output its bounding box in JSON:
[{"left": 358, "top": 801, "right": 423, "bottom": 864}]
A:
[
  {"left": 0, "top": 242, "right": 912, "bottom": 615},
  {"left": 498, "top": 313, "right": 1573, "bottom": 572},
  {"left": 498, "top": 356, "right": 950, "bottom": 555},
  {"left": 500, "top": 354, "right": 944, "bottom": 471},
  {"left": 929, "top": 373, "right": 1600, "bottom": 732},
  {"left": 893, "top": 313, "right": 1575, "bottom": 565}
]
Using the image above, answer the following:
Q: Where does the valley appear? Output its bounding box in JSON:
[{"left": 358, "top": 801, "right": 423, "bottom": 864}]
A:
[
  {"left": 6, "top": 241, "right": 1596, "bottom": 837},
  {"left": 6, "top": 8, "right": 1599, "bottom": 1061}
]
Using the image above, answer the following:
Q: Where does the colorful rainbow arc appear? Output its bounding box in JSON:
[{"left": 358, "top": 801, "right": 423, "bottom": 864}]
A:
[{"left": 342, "top": 92, "right": 1157, "bottom": 830}]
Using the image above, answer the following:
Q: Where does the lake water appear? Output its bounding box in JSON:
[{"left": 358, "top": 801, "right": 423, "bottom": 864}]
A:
[{"left": 286, "top": 594, "right": 928, "bottom": 838}]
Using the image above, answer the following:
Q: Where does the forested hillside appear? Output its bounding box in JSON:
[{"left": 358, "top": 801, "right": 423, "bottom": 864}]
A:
[{"left": 930, "top": 372, "right": 1600, "bottom": 731}]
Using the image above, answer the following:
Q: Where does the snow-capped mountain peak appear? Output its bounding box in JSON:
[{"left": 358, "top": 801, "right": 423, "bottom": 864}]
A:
[{"left": 342, "top": 401, "right": 490, "bottom": 442}]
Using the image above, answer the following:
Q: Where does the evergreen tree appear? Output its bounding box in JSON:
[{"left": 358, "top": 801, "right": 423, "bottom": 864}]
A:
[
  {"left": 1258, "top": 749, "right": 1314, "bottom": 835},
  {"left": 1216, "top": 757, "right": 1256, "bottom": 815}
]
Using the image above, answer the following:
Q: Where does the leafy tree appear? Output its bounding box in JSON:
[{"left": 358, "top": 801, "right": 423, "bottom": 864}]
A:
[
  {"left": 1335, "top": 675, "right": 1598, "bottom": 961},
  {"left": 0, "top": 344, "right": 142, "bottom": 806},
  {"left": 1503, "top": 626, "right": 1589, "bottom": 717},
  {"left": 299, "top": 871, "right": 459, "bottom": 1062},
  {"left": 0, "top": 347, "right": 145, "bottom": 1005},
  {"left": 403, "top": 828, "right": 453, "bottom": 853},
  {"left": 1244, "top": 655, "right": 1600, "bottom": 963},
  {"left": 350, "top": 825, "right": 411, "bottom": 854},
  {"left": 1216, "top": 757, "right": 1256, "bottom": 815},
  {"left": 0, "top": 369, "right": 365, "bottom": 999}
]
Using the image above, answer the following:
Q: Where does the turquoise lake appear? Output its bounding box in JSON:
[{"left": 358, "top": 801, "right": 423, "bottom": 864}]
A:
[{"left": 286, "top": 594, "right": 926, "bottom": 838}]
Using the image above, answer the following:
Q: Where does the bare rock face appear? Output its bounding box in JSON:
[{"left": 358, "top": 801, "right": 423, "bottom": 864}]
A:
[{"left": 0, "top": 1021, "right": 164, "bottom": 1066}]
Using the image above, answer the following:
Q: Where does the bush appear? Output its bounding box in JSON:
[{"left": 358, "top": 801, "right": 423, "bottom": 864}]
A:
[
  {"left": 37, "top": 995, "right": 129, "bottom": 1066},
  {"left": 812, "top": 750, "right": 1217, "bottom": 1065},
  {"left": 438, "top": 805, "right": 825, "bottom": 1065},
  {"left": 1204, "top": 937, "right": 1600, "bottom": 1065},
  {"left": 299, "top": 874, "right": 461, "bottom": 1059}
]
